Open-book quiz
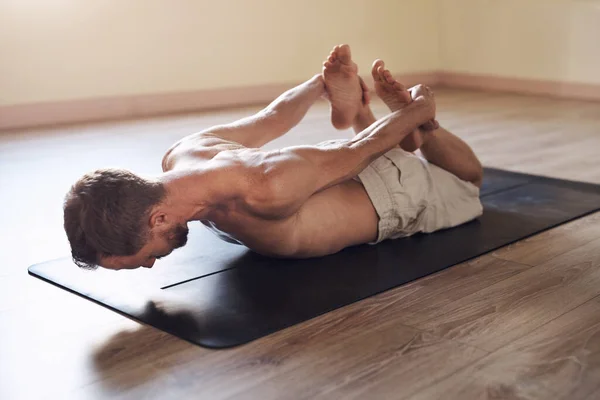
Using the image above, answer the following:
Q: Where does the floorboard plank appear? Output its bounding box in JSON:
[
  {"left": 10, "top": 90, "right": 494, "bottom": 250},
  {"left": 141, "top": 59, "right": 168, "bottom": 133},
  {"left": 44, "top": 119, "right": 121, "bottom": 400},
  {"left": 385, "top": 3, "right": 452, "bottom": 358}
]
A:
[
  {"left": 66, "top": 307, "right": 486, "bottom": 400},
  {"left": 402, "top": 238, "right": 600, "bottom": 352},
  {"left": 493, "top": 211, "right": 600, "bottom": 267},
  {"left": 410, "top": 295, "right": 600, "bottom": 400}
]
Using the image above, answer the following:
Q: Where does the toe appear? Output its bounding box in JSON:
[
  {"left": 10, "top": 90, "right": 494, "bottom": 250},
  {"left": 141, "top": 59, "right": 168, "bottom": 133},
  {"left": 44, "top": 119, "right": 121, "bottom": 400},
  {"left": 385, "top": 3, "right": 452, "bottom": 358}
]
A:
[
  {"left": 383, "top": 70, "right": 395, "bottom": 84},
  {"left": 337, "top": 44, "right": 352, "bottom": 65},
  {"left": 392, "top": 81, "right": 407, "bottom": 92},
  {"left": 329, "top": 47, "right": 339, "bottom": 62},
  {"left": 359, "top": 76, "right": 371, "bottom": 104},
  {"left": 377, "top": 65, "right": 387, "bottom": 82},
  {"left": 371, "top": 59, "right": 384, "bottom": 81}
]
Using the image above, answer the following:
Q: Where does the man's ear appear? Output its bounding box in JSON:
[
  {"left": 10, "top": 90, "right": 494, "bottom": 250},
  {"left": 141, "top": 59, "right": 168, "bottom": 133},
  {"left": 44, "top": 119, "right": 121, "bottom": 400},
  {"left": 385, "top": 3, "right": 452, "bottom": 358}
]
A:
[{"left": 149, "top": 211, "right": 168, "bottom": 229}]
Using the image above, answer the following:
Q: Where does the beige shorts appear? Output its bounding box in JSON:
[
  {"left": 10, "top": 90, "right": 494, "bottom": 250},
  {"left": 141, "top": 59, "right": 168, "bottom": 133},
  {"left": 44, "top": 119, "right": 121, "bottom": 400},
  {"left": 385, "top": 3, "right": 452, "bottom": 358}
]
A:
[{"left": 355, "top": 148, "right": 483, "bottom": 243}]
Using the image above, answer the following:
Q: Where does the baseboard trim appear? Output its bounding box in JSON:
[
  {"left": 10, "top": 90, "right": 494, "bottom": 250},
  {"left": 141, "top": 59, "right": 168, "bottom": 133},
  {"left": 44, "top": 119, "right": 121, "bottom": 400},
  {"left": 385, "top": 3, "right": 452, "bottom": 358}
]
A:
[
  {"left": 2, "top": 70, "right": 599, "bottom": 131},
  {"left": 438, "top": 72, "right": 600, "bottom": 101},
  {"left": 0, "top": 82, "right": 293, "bottom": 131},
  {"left": 0, "top": 72, "right": 439, "bottom": 131}
]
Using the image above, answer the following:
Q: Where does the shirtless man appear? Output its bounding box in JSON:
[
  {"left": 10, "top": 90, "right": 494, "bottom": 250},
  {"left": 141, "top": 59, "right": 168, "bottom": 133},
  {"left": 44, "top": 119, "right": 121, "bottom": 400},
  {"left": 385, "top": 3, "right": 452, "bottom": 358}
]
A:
[{"left": 63, "top": 45, "right": 483, "bottom": 270}]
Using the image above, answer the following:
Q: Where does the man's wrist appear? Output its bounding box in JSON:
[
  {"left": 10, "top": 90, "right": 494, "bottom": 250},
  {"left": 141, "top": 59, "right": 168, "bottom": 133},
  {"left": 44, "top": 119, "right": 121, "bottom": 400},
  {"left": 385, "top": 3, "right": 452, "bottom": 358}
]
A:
[
  {"left": 411, "top": 98, "right": 435, "bottom": 121},
  {"left": 312, "top": 74, "right": 326, "bottom": 90}
]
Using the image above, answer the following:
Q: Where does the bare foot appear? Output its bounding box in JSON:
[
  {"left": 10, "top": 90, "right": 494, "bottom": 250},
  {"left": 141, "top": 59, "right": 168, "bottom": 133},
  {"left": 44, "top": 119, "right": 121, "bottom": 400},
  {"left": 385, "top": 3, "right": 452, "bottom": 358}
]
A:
[
  {"left": 322, "top": 44, "right": 363, "bottom": 130},
  {"left": 372, "top": 59, "right": 411, "bottom": 111},
  {"left": 372, "top": 59, "right": 436, "bottom": 152}
]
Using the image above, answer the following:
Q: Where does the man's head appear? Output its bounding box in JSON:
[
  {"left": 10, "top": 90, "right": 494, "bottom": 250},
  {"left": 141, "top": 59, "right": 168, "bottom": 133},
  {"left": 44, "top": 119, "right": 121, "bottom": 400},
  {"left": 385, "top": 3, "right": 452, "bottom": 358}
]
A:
[{"left": 63, "top": 168, "right": 189, "bottom": 270}]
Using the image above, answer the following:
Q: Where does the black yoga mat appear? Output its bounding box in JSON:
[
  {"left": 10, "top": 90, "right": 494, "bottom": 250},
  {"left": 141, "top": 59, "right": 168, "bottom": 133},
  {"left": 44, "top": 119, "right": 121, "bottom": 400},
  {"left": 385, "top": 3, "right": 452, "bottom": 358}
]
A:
[{"left": 29, "top": 168, "right": 600, "bottom": 348}]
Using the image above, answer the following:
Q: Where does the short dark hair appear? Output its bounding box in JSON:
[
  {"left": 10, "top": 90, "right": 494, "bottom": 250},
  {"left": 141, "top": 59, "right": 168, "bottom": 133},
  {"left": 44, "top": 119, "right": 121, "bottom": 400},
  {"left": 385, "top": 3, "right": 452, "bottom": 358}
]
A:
[{"left": 63, "top": 168, "right": 166, "bottom": 269}]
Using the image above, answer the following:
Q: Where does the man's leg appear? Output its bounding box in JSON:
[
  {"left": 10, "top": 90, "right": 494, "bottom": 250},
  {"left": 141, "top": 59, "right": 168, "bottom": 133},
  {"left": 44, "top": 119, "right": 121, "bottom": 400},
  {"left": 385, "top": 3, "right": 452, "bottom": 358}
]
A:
[
  {"left": 357, "top": 60, "right": 483, "bottom": 187},
  {"left": 419, "top": 128, "right": 483, "bottom": 187},
  {"left": 204, "top": 74, "right": 326, "bottom": 148}
]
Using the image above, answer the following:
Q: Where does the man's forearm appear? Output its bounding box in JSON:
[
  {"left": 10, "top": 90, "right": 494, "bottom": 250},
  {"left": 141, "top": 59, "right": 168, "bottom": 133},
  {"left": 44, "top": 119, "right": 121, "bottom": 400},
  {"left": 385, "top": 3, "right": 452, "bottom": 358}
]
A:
[{"left": 344, "top": 100, "right": 432, "bottom": 174}]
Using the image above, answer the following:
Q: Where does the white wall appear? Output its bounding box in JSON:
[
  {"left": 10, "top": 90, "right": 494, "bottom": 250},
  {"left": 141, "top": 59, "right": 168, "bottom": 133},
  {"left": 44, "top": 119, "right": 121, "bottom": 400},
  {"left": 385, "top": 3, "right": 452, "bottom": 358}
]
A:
[
  {"left": 0, "top": 0, "right": 439, "bottom": 106},
  {"left": 438, "top": 0, "right": 600, "bottom": 84},
  {"left": 2, "top": 0, "right": 598, "bottom": 109}
]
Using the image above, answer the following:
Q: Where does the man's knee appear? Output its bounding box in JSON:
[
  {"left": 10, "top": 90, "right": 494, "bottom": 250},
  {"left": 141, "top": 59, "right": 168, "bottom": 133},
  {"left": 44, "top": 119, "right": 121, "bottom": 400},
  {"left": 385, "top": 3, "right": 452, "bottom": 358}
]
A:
[{"left": 470, "top": 163, "right": 484, "bottom": 188}]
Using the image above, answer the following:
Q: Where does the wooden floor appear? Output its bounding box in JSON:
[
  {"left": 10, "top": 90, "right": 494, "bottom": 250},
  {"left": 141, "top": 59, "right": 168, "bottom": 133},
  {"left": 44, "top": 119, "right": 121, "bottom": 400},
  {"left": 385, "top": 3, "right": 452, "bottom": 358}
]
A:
[{"left": 1, "top": 88, "right": 600, "bottom": 400}]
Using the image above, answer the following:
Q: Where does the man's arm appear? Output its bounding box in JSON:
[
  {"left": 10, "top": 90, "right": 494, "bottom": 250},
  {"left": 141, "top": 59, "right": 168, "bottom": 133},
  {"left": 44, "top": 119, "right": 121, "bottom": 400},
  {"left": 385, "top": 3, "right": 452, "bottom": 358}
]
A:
[{"left": 244, "top": 93, "right": 435, "bottom": 218}]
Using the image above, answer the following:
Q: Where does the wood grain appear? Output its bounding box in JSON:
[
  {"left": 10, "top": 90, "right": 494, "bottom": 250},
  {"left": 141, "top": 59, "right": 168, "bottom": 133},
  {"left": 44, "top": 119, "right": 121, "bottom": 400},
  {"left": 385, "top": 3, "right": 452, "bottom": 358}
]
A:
[
  {"left": 493, "top": 211, "right": 600, "bottom": 267},
  {"left": 403, "top": 238, "right": 600, "bottom": 352},
  {"left": 410, "top": 295, "right": 600, "bottom": 400},
  {"left": 68, "top": 301, "right": 486, "bottom": 400},
  {"left": 1, "top": 89, "right": 600, "bottom": 399}
]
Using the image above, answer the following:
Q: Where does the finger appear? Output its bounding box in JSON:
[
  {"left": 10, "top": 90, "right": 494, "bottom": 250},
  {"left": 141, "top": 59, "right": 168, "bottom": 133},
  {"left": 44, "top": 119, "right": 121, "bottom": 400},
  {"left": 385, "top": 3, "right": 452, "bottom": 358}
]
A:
[
  {"left": 424, "top": 85, "right": 434, "bottom": 97},
  {"left": 407, "top": 86, "right": 417, "bottom": 101},
  {"left": 420, "top": 119, "right": 440, "bottom": 131},
  {"left": 420, "top": 120, "right": 436, "bottom": 131}
]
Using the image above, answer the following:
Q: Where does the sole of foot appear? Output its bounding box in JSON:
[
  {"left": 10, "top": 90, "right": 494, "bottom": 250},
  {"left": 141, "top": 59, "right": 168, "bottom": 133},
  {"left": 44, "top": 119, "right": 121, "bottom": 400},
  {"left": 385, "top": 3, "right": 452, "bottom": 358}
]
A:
[{"left": 322, "top": 44, "right": 363, "bottom": 130}]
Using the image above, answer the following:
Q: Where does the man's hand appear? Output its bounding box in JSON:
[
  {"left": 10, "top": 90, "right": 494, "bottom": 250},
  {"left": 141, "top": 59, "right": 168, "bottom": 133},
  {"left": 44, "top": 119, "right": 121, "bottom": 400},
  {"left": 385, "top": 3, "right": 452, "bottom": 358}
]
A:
[{"left": 409, "top": 84, "right": 439, "bottom": 131}]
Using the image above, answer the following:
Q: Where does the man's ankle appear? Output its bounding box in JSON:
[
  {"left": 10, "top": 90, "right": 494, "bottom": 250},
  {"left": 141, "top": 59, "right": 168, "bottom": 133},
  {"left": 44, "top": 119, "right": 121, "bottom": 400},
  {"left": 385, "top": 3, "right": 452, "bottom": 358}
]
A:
[{"left": 354, "top": 106, "right": 376, "bottom": 126}]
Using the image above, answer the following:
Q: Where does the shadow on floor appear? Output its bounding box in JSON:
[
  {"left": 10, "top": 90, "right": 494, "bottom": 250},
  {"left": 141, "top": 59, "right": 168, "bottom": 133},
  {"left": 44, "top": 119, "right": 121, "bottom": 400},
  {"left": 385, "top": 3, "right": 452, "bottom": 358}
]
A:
[{"left": 90, "top": 301, "right": 205, "bottom": 388}]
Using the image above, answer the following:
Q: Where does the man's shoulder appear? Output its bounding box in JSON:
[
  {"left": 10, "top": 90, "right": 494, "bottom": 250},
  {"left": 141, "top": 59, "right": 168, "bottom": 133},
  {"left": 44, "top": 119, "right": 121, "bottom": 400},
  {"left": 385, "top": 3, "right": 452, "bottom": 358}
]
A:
[{"left": 162, "top": 132, "right": 247, "bottom": 172}]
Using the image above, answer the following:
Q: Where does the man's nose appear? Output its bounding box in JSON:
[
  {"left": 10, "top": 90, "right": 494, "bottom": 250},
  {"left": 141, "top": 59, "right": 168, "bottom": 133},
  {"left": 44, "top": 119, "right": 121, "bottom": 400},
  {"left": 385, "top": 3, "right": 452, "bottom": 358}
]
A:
[{"left": 142, "top": 259, "right": 155, "bottom": 268}]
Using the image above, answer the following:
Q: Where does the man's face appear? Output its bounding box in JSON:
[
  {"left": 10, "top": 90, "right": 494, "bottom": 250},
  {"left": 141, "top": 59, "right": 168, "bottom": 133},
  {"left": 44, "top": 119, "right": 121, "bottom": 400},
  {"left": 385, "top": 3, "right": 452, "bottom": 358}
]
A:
[{"left": 101, "top": 224, "right": 189, "bottom": 270}]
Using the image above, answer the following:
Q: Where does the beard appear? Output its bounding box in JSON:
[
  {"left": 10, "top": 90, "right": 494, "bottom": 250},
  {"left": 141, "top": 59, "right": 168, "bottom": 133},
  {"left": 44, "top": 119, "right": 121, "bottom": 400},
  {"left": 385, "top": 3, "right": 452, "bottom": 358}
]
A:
[{"left": 168, "top": 224, "right": 189, "bottom": 249}]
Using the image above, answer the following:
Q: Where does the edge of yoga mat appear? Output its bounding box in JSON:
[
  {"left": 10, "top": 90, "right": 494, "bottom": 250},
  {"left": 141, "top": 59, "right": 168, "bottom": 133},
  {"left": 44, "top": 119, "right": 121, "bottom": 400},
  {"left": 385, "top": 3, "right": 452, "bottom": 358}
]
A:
[{"left": 28, "top": 168, "right": 600, "bottom": 348}]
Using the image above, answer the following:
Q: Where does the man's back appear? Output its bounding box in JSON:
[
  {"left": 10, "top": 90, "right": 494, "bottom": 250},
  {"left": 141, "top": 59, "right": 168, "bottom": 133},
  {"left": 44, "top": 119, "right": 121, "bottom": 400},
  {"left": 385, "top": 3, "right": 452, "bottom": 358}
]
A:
[{"left": 163, "top": 137, "right": 379, "bottom": 258}]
